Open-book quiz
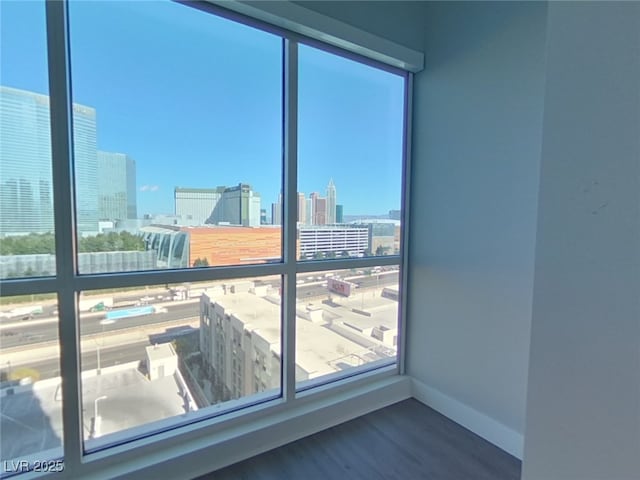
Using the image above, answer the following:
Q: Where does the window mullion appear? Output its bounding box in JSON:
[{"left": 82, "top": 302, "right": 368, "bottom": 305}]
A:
[
  {"left": 282, "top": 38, "right": 298, "bottom": 402},
  {"left": 46, "top": 0, "right": 83, "bottom": 472},
  {"left": 398, "top": 73, "right": 413, "bottom": 376}
]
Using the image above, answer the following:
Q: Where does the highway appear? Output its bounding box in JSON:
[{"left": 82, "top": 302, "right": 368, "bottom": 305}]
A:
[
  {"left": 0, "top": 271, "right": 398, "bottom": 350},
  {"left": 0, "top": 303, "right": 199, "bottom": 349},
  {"left": 20, "top": 341, "right": 150, "bottom": 380}
]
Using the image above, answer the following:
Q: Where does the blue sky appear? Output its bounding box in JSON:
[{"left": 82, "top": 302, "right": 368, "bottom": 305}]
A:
[{"left": 2, "top": 0, "right": 404, "bottom": 217}]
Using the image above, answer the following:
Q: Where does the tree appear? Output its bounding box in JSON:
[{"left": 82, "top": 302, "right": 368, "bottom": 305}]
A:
[
  {"left": 193, "top": 257, "right": 209, "bottom": 267},
  {"left": 172, "top": 337, "right": 195, "bottom": 357},
  {"left": 326, "top": 251, "right": 336, "bottom": 259},
  {"left": 0, "top": 233, "right": 55, "bottom": 255},
  {"left": 0, "top": 231, "right": 145, "bottom": 256},
  {"left": 375, "top": 245, "right": 390, "bottom": 256},
  {"left": 341, "top": 250, "right": 350, "bottom": 258},
  {"left": 313, "top": 252, "right": 325, "bottom": 260},
  {"left": 78, "top": 231, "right": 145, "bottom": 253}
]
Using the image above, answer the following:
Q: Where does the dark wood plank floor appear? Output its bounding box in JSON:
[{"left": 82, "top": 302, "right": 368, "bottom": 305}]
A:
[{"left": 195, "top": 398, "right": 521, "bottom": 480}]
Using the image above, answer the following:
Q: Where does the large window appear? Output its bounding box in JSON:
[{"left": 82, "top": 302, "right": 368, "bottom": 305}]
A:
[{"left": 0, "top": 1, "right": 407, "bottom": 477}]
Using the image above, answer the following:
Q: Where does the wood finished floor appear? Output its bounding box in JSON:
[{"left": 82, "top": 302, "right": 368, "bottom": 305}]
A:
[{"left": 195, "top": 398, "right": 521, "bottom": 480}]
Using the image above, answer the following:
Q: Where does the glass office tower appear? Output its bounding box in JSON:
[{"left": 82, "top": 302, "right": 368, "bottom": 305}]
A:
[
  {"left": 0, "top": 85, "right": 98, "bottom": 235},
  {"left": 97, "top": 150, "right": 137, "bottom": 221}
]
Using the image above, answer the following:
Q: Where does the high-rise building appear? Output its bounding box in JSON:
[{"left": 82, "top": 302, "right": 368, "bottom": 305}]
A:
[
  {"left": 315, "top": 197, "right": 327, "bottom": 225},
  {"left": 298, "top": 193, "right": 306, "bottom": 224},
  {"left": 213, "top": 183, "right": 261, "bottom": 227},
  {"left": 326, "top": 178, "right": 336, "bottom": 224},
  {"left": 175, "top": 187, "right": 225, "bottom": 225},
  {"left": 260, "top": 208, "right": 267, "bottom": 225},
  {"left": 310, "top": 192, "right": 327, "bottom": 225},
  {"left": 97, "top": 151, "right": 137, "bottom": 221},
  {"left": 72, "top": 103, "right": 99, "bottom": 234},
  {"left": 175, "top": 184, "right": 261, "bottom": 227},
  {"left": 271, "top": 193, "right": 282, "bottom": 225},
  {"left": 0, "top": 85, "right": 98, "bottom": 235},
  {"left": 305, "top": 197, "right": 313, "bottom": 225},
  {"left": 336, "top": 204, "right": 344, "bottom": 223}
]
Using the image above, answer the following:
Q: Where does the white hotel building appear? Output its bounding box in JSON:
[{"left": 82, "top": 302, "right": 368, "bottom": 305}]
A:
[{"left": 298, "top": 224, "right": 369, "bottom": 259}]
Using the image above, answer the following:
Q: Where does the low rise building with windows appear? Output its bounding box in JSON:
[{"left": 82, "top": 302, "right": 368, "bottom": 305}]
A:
[
  {"left": 199, "top": 289, "right": 396, "bottom": 402},
  {"left": 298, "top": 225, "right": 369, "bottom": 259}
]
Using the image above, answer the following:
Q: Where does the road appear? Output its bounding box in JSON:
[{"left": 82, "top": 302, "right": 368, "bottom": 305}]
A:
[
  {"left": 0, "top": 270, "right": 399, "bottom": 381},
  {"left": 0, "top": 272, "right": 398, "bottom": 349},
  {"left": 21, "top": 341, "right": 150, "bottom": 380},
  {"left": 0, "top": 303, "right": 199, "bottom": 349}
]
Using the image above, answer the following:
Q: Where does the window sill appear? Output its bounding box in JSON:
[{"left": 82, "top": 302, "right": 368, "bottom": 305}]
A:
[{"left": 26, "top": 369, "right": 410, "bottom": 479}]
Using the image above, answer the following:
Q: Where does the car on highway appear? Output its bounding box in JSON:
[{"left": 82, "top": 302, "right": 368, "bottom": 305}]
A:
[{"left": 0, "top": 305, "right": 44, "bottom": 321}]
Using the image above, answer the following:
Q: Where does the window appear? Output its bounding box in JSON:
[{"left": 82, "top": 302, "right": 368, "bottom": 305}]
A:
[
  {"left": 0, "top": 1, "right": 55, "bottom": 278},
  {"left": 297, "top": 44, "right": 404, "bottom": 260},
  {"left": 68, "top": 0, "right": 282, "bottom": 274},
  {"left": 0, "top": 1, "right": 408, "bottom": 477},
  {"left": 0, "top": 1, "right": 65, "bottom": 473}
]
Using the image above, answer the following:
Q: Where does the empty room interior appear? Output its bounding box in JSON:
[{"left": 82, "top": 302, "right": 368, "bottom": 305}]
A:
[{"left": 0, "top": 1, "right": 638, "bottom": 479}]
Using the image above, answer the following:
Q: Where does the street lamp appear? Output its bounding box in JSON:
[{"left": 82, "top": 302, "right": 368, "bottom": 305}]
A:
[
  {"left": 92, "top": 395, "right": 108, "bottom": 438},
  {"left": 96, "top": 318, "right": 116, "bottom": 375}
]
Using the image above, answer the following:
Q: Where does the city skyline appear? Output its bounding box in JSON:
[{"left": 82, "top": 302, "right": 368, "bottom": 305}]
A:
[
  {"left": 1, "top": 1, "right": 404, "bottom": 220},
  {"left": 0, "top": 82, "right": 400, "bottom": 226},
  {"left": 0, "top": 83, "right": 398, "bottom": 240}
]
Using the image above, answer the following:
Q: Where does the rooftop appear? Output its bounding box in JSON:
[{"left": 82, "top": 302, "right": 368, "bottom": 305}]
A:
[
  {"left": 205, "top": 291, "right": 391, "bottom": 379},
  {"left": 146, "top": 342, "right": 177, "bottom": 362},
  {"left": 0, "top": 364, "right": 191, "bottom": 461}
]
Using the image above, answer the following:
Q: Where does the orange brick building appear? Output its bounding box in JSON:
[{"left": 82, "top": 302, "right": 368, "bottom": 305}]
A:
[{"left": 185, "top": 226, "right": 282, "bottom": 267}]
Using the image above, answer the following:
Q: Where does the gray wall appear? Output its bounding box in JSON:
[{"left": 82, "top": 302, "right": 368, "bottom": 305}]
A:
[
  {"left": 406, "top": 0, "right": 548, "bottom": 447},
  {"left": 292, "top": 1, "right": 426, "bottom": 52},
  {"left": 522, "top": 3, "right": 640, "bottom": 479}
]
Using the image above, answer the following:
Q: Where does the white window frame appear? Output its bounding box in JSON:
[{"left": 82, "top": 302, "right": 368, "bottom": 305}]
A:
[{"left": 0, "top": 1, "right": 416, "bottom": 477}]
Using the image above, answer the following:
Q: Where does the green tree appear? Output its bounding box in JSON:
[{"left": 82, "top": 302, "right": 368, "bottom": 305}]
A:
[
  {"left": 0, "top": 233, "right": 55, "bottom": 255},
  {"left": 193, "top": 257, "right": 209, "bottom": 267},
  {"left": 313, "top": 252, "right": 325, "bottom": 260},
  {"left": 79, "top": 231, "right": 145, "bottom": 253},
  {"left": 341, "top": 250, "right": 350, "bottom": 258},
  {"left": 0, "top": 231, "right": 144, "bottom": 256},
  {"left": 172, "top": 337, "right": 195, "bottom": 357}
]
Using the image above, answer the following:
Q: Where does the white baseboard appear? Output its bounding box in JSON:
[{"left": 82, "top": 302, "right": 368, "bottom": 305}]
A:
[{"left": 411, "top": 378, "right": 524, "bottom": 459}]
